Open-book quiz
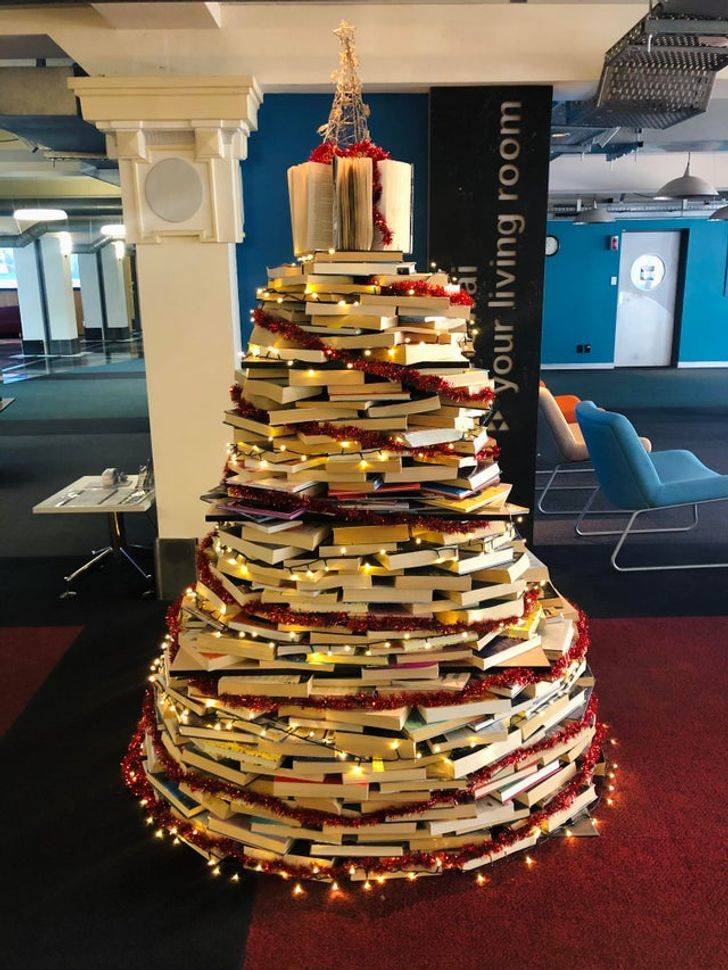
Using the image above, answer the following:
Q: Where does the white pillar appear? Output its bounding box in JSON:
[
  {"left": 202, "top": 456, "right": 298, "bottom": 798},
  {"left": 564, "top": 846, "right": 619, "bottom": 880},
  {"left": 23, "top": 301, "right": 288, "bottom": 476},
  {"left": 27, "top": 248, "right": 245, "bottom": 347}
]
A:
[
  {"left": 99, "top": 242, "right": 130, "bottom": 338},
  {"left": 77, "top": 251, "right": 104, "bottom": 336},
  {"left": 15, "top": 235, "right": 78, "bottom": 355},
  {"left": 79, "top": 244, "right": 132, "bottom": 341},
  {"left": 135, "top": 241, "right": 241, "bottom": 539},
  {"left": 70, "top": 75, "right": 261, "bottom": 591},
  {"left": 14, "top": 243, "right": 46, "bottom": 353}
]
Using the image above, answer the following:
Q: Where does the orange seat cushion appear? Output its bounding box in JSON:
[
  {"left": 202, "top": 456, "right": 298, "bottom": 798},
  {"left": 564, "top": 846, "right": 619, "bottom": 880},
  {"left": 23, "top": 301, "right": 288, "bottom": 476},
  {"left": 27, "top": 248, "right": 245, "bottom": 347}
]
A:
[{"left": 554, "top": 394, "right": 581, "bottom": 424}]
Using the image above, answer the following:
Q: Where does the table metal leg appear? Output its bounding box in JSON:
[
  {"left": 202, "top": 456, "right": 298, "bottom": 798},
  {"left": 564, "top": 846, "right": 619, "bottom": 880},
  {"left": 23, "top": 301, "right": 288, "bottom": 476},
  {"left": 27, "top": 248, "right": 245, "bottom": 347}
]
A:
[
  {"left": 108, "top": 510, "right": 126, "bottom": 549},
  {"left": 60, "top": 512, "right": 153, "bottom": 597},
  {"left": 119, "top": 546, "right": 152, "bottom": 582},
  {"left": 62, "top": 546, "right": 114, "bottom": 597}
]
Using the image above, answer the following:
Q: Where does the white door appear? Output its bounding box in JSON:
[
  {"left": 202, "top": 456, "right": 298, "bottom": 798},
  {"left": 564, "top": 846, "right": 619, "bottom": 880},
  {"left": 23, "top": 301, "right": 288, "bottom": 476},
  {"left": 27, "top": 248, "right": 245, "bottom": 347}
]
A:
[{"left": 614, "top": 231, "right": 681, "bottom": 367}]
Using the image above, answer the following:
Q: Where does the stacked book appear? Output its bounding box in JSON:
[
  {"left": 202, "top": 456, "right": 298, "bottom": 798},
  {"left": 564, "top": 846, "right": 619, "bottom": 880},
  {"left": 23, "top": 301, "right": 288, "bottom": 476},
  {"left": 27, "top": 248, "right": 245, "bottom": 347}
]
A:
[
  {"left": 221, "top": 250, "right": 511, "bottom": 517},
  {"left": 129, "top": 253, "right": 604, "bottom": 885}
]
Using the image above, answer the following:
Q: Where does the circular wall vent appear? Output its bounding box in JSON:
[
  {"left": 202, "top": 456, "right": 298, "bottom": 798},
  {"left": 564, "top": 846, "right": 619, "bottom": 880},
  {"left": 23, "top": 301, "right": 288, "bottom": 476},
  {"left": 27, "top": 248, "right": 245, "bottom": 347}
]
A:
[{"left": 144, "top": 158, "right": 203, "bottom": 224}]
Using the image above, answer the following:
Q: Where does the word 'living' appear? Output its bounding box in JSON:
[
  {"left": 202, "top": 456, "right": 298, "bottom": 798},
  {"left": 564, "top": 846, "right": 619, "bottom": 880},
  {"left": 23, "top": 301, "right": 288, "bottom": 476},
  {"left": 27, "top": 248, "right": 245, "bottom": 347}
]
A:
[{"left": 459, "top": 101, "right": 524, "bottom": 396}]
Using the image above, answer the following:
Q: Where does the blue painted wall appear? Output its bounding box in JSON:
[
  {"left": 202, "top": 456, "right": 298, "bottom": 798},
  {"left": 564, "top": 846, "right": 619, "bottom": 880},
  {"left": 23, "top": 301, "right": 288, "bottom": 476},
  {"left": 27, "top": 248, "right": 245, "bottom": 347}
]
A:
[
  {"left": 236, "top": 97, "right": 728, "bottom": 365},
  {"left": 236, "top": 93, "right": 428, "bottom": 339},
  {"left": 542, "top": 217, "right": 728, "bottom": 366}
]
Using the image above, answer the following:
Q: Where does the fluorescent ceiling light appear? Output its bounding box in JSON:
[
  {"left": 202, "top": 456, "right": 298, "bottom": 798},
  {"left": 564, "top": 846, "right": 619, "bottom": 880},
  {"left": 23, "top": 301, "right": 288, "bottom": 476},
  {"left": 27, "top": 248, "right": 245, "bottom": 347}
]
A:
[
  {"left": 101, "top": 223, "right": 127, "bottom": 239},
  {"left": 13, "top": 207, "right": 68, "bottom": 223},
  {"left": 654, "top": 155, "right": 719, "bottom": 201}
]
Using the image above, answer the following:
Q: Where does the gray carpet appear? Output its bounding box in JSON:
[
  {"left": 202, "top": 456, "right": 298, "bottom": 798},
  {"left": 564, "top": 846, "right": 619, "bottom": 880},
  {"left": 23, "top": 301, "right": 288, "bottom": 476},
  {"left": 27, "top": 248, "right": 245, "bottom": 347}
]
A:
[{"left": 542, "top": 367, "right": 728, "bottom": 411}]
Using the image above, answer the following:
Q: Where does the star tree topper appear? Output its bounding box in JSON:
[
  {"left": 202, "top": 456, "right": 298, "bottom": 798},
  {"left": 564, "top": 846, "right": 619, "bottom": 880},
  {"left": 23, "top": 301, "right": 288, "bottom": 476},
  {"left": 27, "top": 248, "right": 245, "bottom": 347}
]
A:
[{"left": 317, "top": 21, "right": 371, "bottom": 148}]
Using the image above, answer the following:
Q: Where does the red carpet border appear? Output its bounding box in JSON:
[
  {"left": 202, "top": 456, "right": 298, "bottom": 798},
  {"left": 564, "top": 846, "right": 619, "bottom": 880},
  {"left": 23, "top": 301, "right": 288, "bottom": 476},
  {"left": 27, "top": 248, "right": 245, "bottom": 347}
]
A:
[
  {"left": 0, "top": 626, "right": 82, "bottom": 734},
  {"left": 242, "top": 617, "right": 728, "bottom": 970}
]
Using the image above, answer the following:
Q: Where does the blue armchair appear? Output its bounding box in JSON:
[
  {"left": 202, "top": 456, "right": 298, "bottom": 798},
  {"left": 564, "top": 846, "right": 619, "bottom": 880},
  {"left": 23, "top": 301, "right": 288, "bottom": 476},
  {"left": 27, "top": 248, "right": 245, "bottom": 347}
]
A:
[{"left": 573, "top": 401, "right": 728, "bottom": 572}]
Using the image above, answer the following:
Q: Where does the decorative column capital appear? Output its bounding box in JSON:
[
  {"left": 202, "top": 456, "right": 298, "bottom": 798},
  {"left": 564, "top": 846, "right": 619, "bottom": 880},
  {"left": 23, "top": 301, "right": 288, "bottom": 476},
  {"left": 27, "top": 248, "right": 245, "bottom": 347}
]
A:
[{"left": 69, "top": 76, "right": 263, "bottom": 244}]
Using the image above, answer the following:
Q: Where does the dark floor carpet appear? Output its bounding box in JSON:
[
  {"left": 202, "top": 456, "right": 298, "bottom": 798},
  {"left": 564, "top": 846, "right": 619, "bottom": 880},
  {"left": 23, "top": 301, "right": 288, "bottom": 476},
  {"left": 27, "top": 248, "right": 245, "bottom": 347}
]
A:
[
  {"left": 242, "top": 616, "right": 728, "bottom": 970},
  {"left": 1, "top": 587, "right": 255, "bottom": 970}
]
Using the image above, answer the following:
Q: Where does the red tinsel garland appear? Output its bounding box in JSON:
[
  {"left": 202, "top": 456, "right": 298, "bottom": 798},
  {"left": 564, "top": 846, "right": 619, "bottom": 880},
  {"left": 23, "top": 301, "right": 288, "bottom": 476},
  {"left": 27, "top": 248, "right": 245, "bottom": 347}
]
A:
[
  {"left": 143, "top": 687, "right": 598, "bottom": 821},
  {"left": 378, "top": 278, "right": 474, "bottom": 308},
  {"left": 229, "top": 385, "right": 497, "bottom": 462},
  {"left": 197, "top": 527, "right": 541, "bottom": 635},
  {"left": 183, "top": 620, "right": 588, "bottom": 715},
  {"left": 197, "top": 529, "right": 538, "bottom": 629},
  {"left": 235, "top": 586, "right": 540, "bottom": 637},
  {"left": 121, "top": 689, "right": 605, "bottom": 880},
  {"left": 251, "top": 309, "right": 493, "bottom": 406},
  {"left": 219, "top": 483, "right": 512, "bottom": 532},
  {"left": 309, "top": 139, "right": 394, "bottom": 246},
  {"left": 180, "top": 544, "right": 592, "bottom": 714}
]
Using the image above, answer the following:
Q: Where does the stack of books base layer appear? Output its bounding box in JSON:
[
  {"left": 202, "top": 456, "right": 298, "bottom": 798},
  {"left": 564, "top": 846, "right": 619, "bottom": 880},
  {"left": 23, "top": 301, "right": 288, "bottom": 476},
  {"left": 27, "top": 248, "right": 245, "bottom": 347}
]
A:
[{"left": 132, "top": 254, "right": 604, "bottom": 883}]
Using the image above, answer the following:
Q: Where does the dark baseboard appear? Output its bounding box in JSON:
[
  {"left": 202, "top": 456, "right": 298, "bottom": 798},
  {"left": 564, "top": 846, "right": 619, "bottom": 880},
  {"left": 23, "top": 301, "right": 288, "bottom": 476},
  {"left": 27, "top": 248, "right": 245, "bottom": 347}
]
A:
[
  {"left": 20, "top": 338, "right": 81, "bottom": 356},
  {"left": 50, "top": 337, "right": 81, "bottom": 356},
  {"left": 154, "top": 537, "right": 197, "bottom": 601},
  {"left": 83, "top": 328, "right": 130, "bottom": 345},
  {"left": 105, "top": 329, "right": 132, "bottom": 343},
  {"left": 21, "top": 339, "right": 45, "bottom": 355}
]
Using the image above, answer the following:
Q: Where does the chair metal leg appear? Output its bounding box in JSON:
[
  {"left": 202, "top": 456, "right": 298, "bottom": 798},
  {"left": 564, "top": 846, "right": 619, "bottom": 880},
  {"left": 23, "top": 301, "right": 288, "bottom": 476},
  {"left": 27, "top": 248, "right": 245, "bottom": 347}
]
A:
[
  {"left": 575, "top": 488, "right": 629, "bottom": 535},
  {"left": 611, "top": 504, "right": 728, "bottom": 572},
  {"left": 536, "top": 464, "right": 596, "bottom": 515},
  {"left": 575, "top": 491, "right": 700, "bottom": 538}
]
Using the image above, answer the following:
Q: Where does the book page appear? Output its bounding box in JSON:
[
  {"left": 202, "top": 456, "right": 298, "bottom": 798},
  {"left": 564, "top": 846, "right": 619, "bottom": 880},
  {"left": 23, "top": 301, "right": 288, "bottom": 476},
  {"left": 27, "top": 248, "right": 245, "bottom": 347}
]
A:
[
  {"left": 306, "top": 162, "right": 334, "bottom": 253},
  {"left": 334, "top": 156, "right": 373, "bottom": 252}
]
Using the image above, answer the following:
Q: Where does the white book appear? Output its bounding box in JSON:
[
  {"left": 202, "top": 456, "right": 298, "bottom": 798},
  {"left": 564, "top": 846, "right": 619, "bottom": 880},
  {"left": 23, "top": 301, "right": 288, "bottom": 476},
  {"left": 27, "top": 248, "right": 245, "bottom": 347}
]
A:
[{"left": 375, "top": 159, "right": 413, "bottom": 253}]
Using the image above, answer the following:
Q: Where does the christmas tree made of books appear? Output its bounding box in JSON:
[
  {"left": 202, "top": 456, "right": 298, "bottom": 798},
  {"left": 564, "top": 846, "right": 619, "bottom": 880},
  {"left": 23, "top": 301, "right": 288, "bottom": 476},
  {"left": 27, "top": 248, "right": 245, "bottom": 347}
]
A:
[{"left": 123, "top": 23, "right": 607, "bottom": 890}]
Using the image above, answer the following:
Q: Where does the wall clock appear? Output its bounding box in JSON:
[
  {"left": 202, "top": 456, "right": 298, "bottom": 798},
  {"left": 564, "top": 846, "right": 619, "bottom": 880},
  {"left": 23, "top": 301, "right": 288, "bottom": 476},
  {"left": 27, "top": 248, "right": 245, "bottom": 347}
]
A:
[{"left": 545, "top": 234, "right": 560, "bottom": 257}]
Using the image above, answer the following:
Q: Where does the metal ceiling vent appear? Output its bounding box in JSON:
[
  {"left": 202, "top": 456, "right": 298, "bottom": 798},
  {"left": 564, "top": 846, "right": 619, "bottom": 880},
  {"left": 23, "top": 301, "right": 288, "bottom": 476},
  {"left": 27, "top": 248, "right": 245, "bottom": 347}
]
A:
[{"left": 578, "top": 2, "right": 728, "bottom": 130}]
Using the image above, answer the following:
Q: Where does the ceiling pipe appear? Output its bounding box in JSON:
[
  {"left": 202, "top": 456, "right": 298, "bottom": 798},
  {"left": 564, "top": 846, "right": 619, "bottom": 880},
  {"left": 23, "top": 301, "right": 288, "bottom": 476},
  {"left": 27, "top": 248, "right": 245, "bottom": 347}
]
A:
[
  {"left": 72, "top": 235, "right": 114, "bottom": 254},
  {"left": 0, "top": 198, "right": 121, "bottom": 218},
  {"left": 0, "top": 218, "right": 121, "bottom": 248},
  {"left": 551, "top": 203, "right": 726, "bottom": 220},
  {"left": 0, "top": 221, "right": 48, "bottom": 248}
]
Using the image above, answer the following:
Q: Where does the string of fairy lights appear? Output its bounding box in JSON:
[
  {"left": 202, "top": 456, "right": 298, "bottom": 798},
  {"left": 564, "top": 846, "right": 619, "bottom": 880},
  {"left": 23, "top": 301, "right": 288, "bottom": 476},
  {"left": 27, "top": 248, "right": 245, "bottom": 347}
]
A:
[
  {"left": 123, "top": 577, "right": 620, "bottom": 898},
  {"left": 123, "top": 701, "right": 619, "bottom": 898}
]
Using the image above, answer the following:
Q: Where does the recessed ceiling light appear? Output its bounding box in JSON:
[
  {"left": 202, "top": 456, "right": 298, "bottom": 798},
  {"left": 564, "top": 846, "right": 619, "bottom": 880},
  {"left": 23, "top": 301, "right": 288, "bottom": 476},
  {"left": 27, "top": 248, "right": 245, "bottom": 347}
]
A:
[
  {"left": 100, "top": 223, "right": 126, "bottom": 239},
  {"left": 13, "top": 207, "right": 68, "bottom": 223}
]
